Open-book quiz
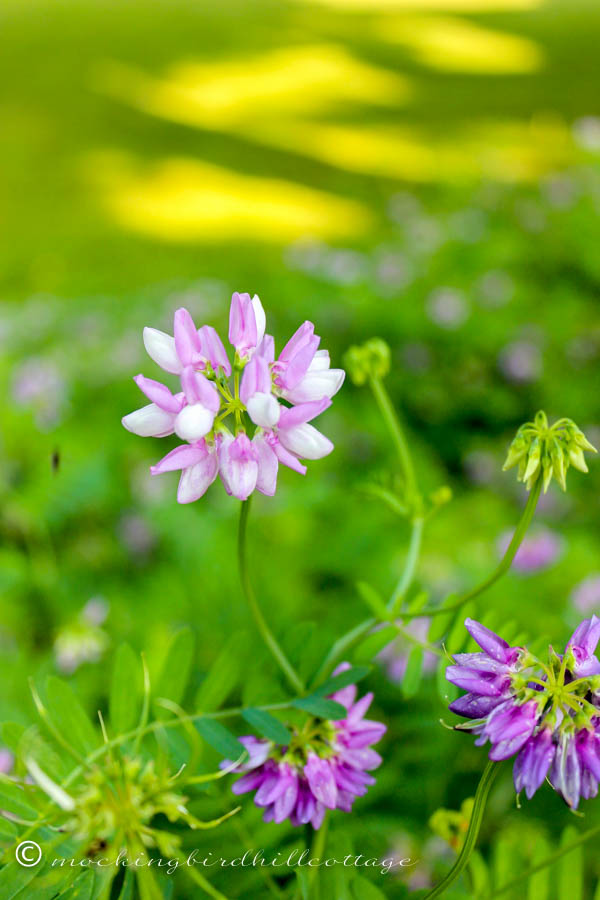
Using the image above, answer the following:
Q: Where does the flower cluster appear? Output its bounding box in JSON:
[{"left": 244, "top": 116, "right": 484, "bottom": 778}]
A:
[
  {"left": 503, "top": 410, "right": 596, "bottom": 492},
  {"left": 222, "top": 665, "right": 386, "bottom": 829},
  {"left": 447, "top": 617, "right": 600, "bottom": 809},
  {"left": 122, "top": 293, "right": 344, "bottom": 502}
]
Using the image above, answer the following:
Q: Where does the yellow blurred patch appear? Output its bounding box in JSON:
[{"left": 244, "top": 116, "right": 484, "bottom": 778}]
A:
[
  {"left": 258, "top": 117, "right": 571, "bottom": 181},
  {"left": 293, "top": 0, "right": 541, "bottom": 9},
  {"left": 94, "top": 45, "right": 411, "bottom": 130},
  {"left": 377, "top": 15, "right": 543, "bottom": 72},
  {"left": 84, "top": 152, "right": 372, "bottom": 242}
]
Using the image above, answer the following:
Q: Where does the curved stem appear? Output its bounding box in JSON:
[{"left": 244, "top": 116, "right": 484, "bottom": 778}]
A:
[
  {"left": 424, "top": 760, "right": 499, "bottom": 899},
  {"left": 370, "top": 376, "right": 417, "bottom": 500},
  {"left": 489, "top": 823, "right": 600, "bottom": 898},
  {"left": 389, "top": 517, "right": 424, "bottom": 613},
  {"left": 446, "top": 475, "right": 543, "bottom": 609},
  {"left": 238, "top": 497, "right": 304, "bottom": 694}
]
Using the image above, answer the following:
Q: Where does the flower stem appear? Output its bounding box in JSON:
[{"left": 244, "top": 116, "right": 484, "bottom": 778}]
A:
[
  {"left": 238, "top": 497, "right": 304, "bottom": 694},
  {"left": 423, "top": 760, "right": 499, "bottom": 899},
  {"left": 370, "top": 375, "right": 418, "bottom": 501},
  {"left": 489, "top": 823, "right": 600, "bottom": 897},
  {"left": 389, "top": 516, "right": 424, "bottom": 613},
  {"left": 308, "top": 813, "right": 328, "bottom": 899},
  {"left": 407, "top": 474, "right": 542, "bottom": 619}
]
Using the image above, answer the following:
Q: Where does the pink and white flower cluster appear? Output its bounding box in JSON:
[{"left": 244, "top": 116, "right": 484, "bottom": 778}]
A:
[{"left": 122, "top": 293, "right": 344, "bottom": 502}]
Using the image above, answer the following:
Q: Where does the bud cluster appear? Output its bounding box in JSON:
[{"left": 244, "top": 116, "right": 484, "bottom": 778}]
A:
[
  {"left": 344, "top": 338, "right": 391, "bottom": 386},
  {"left": 503, "top": 410, "right": 596, "bottom": 492}
]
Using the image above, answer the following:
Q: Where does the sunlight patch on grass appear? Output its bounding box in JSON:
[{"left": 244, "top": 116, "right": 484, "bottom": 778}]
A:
[
  {"left": 93, "top": 45, "right": 411, "bottom": 130},
  {"left": 257, "top": 117, "right": 572, "bottom": 181},
  {"left": 375, "top": 15, "right": 544, "bottom": 73},
  {"left": 294, "top": 0, "right": 542, "bottom": 10},
  {"left": 83, "top": 152, "right": 373, "bottom": 243}
]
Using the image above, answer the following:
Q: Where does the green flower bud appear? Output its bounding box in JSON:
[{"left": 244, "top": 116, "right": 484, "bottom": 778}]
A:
[
  {"left": 503, "top": 410, "right": 597, "bottom": 492},
  {"left": 344, "top": 338, "right": 391, "bottom": 386}
]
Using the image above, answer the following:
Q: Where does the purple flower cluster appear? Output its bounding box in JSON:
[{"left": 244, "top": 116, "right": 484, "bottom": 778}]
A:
[
  {"left": 447, "top": 617, "right": 600, "bottom": 809},
  {"left": 122, "top": 293, "right": 344, "bottom": 502},
  {"left": 222, "top": 665, "right": 386, "bottom": 829}
]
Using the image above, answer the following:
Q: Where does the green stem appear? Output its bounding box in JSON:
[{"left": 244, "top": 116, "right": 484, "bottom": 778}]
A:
[
  {"left": 389, "top": 517, "right": 424, "bottom": 613},
  {"left": 308, "top": 813, "right": 328, "bottom": 899},
  {"left": 370, "top": 375, "right": 417, "bottom": 500},
  {"left": 489, "top": 824, "right": 600, "bottom": 898},
  {"left": 424, "top": 760, "right": 499, "bottom": 899},
  {"left": 408, "top": 474, "right": 542, "bottom": 619},
  {"left": 238, "top": 498, "right": 304, "bottom": 693}
]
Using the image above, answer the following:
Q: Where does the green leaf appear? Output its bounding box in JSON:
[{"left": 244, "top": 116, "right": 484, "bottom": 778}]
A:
[
  {"left": 402, "top": 647, "right": 423, "bottom": 698},
  {"left": 195, "top": 633, "right": 245, "bottom": 713},
  {"left": 117, "top": 870, "right": 135, "bottom": 900},
  {"left": 407, "top": 590, "right": 429, "bottom": 614},
  {"left": 527, "top": 835, "right": 550, "bottom": 900},
  {"left": 428, "top": 594, "right": 460, "bottom": 643},
  {"left": 558, "top": 825, "right": 582, "bottom": 900},
  {"left": 292, "top": 697, "right": 347, "bottom": 719},
  {"left": 1, "top": 722, "right": 26, "bottom": 754},
  {"left": 469, "top": 850, "right": 490, "bottom": 897},
  {"left": 0, "top": 775, "right": 40, "bottom": 819},
  {"left": 57, "top": 869, "right": 95, "bottom": 899},
  {"left": 356, "top": 582, "right": 390, "bottom": 621},
  {"left": 45, "top": 677, "right": 98, "bottom": 757},
  {"left": 350, "top": 875, "right": 387, "bottom": 899},
  {"left": 353, "top": 625, "right": 396, "bottom": 663},
  {"left": 110, "top": 643, "right": 142, "bottom": 735},
  {"left": 155, "top": 628, "right": 195, "bottom": 708},
  {"left": 0, "top": 817, "right": 17, "bottom": 839},
  {"left": 195, "top": 719, "right": 244, "bottom": 759},
  {"left": 19, "top": 725, "right": 71, "bottom": 782},
  {"left": 241, "top": 708, "right": 292, "bottom": 745},
  {"left": 313, "top": 665, "right": 371, "bottom": 696}
]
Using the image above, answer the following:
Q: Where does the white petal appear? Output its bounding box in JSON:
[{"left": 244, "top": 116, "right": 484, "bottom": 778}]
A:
[
  {"left": 177, "top": 455, "right": 218, "bottom": 503},
  {"left": 122, "top": 403, "right": 175, "bottom": 437},
  {"left": 251, "top": 295, "right": 266, "bottom": 346},
  {"left": 308, "top": 350, "right": 331, "bottom": 372},
  {"left": 143, "top": 327, "right": 182, "bottom": 374},
  {"left": 279, "top": 423, "right": 333, "bottom": 460},
  {"left": 246, "top": 392, "right": 280, "bottom": 428},
  {"left": 283, "top": 369, "right": 345, "bottom": 404},
  {"left": 174, "top": 404, "right": 215, "bottom": 441}
]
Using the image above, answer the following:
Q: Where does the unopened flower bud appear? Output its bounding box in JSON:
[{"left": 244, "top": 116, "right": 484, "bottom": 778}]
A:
[
  {"left": 344, "top": 338, "right": 391, "bottom": 386},
  {"left": 503, "top": 410, "right": 596, "bottom": 492}
]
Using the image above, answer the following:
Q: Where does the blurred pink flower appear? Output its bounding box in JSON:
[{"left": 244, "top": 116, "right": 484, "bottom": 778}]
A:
[
  {"left": 497, "top": 528, "right": 563, "bottom": 574},
  {"left": 571, "top": 574, "right": 600, "bottom": 613}
]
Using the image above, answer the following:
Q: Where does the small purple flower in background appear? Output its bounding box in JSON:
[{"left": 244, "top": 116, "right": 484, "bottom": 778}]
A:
[
  {"left": 497, "top": 527, "right": 563, "bottom": 574},
  {"left": 11, "top": 356, "right": 69, "bottom": 430},
  {"left": 378, "top": 618, "right": 437, "bottom": 684},
  {"left": 448, "top": 616, "right": 600, "bottom": 809},
  {"left": 122, "top": 293, "right": 344, "bottom": 503},
  {"left": 571, "top": 574, "right": 600, "bottom": 613},
  {"left": 426, "top": 288, "right": 468, "bottom": 330},
  {"left": 0, "top": 748, "right": 13, "bottom": 774},
  {"left": 498, "top": 340, "right": 542, "bottom": 384},
  {"left": 222, "top": 664, "right": 386, "bottom": 829}
]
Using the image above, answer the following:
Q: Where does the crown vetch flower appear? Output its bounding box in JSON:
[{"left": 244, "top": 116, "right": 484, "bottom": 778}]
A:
[
  {"left": 221, "top": 664, "right": 386, "bottom": 829},
  {"left": 122, "top": 294, "right": 344, "bottom": 502},
  {"left": 448, "top": 616, "right": 600, "bottom": 809},
  {"left": 503, "top": 410, "right": 596, "bottom": 492}
]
